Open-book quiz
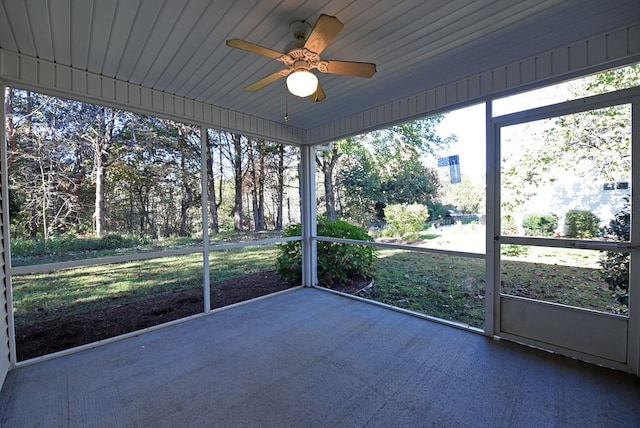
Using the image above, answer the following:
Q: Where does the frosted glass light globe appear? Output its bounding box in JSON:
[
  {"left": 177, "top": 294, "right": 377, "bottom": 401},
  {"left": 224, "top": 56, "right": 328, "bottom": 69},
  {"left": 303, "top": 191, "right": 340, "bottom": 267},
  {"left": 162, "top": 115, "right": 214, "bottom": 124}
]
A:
[{"left": 286, "top": 71, "right": 318, "bottom": 97}]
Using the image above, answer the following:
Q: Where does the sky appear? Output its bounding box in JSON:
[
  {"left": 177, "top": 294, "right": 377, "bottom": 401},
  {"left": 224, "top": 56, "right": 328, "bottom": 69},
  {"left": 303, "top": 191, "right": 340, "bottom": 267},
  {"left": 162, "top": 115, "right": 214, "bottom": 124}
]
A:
[
  {"left": 433, "top": 82, "right": 574, "bottom": 180},
  {"left": 435, "top": 103, "right": 486, "bottom": 179}
]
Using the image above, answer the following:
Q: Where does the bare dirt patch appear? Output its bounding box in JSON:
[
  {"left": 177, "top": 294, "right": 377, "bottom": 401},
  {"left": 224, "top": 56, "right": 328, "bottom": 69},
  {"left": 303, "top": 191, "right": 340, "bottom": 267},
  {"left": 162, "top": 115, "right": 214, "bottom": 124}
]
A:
[{"left": 15, "top": 271, "right": 370, "bottom": 361}]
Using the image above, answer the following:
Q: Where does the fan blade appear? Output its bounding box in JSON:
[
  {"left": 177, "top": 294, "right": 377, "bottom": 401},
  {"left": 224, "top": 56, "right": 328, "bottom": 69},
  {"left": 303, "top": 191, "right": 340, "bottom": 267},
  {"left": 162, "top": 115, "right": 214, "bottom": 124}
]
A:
[
  {"left": 303, "top": 14, "right": 344, "bottom": 55},
  {"left": 320, "top": 60, "right": 376, "bottom": 78},
  {"left": 245, "top": 70, "right": 289, "bottom": 92},
  {"left": 226, "top": 38, "right": 284, "bottom": 59},
  {"left": 309, "top": 83, "right": 326, "bottom": 102}
]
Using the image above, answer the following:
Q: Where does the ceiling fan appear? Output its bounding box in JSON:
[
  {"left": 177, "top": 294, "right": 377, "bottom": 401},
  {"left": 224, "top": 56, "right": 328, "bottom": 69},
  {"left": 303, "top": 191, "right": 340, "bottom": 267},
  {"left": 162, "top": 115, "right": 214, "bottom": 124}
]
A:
[{"left": 226, "top": 14, "right": 376, "bottom": 102}]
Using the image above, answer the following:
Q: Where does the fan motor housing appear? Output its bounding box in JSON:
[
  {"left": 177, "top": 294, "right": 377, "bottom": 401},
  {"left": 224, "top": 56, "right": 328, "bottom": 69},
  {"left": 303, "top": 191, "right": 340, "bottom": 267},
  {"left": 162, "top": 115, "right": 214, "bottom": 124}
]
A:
[
  {"left": 289, "top": 20, "right": 311, "bottom": 40},
  {"left": 291, "top": 59, "right": 311, "bottom": 72}
]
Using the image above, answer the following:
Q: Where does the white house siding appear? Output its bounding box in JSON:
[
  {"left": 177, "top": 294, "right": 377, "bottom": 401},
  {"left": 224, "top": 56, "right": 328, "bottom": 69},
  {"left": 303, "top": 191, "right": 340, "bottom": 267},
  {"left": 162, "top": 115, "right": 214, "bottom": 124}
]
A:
[{"left": 521, "top": 175, "right": 629, "bottom": 234}]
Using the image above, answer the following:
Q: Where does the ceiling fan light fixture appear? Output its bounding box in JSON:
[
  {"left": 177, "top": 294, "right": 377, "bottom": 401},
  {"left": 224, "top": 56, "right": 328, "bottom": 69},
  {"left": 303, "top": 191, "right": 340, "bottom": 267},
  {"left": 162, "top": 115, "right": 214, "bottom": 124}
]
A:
[{"left": 286, "top": 71, "right": 318, "bottom": 97}]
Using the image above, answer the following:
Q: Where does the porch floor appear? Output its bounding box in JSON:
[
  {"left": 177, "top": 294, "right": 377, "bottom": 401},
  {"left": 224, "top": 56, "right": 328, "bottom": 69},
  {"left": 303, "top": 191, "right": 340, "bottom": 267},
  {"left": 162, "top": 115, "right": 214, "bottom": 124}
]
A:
[{"left": 1, "top": 287, "right": 639, "bottom": 427}]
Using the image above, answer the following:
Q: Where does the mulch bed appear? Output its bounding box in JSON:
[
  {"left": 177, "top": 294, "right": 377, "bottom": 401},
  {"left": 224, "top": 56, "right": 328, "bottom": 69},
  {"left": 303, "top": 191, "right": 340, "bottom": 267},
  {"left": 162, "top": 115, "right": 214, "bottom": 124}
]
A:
[{"left": 14, "top": 271, "right": 371, "bottom": 361}]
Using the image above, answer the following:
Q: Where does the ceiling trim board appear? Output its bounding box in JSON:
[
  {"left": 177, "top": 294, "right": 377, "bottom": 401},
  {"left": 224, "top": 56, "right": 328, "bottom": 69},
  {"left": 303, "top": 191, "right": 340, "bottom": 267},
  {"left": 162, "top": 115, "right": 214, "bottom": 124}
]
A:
[
  {"left": 0, "top": 49, "right": 306, "bottom": 145},
  {"left": 305, "top": 22, "right": 640, "bottom": 145},
  {"left": 1, "top": 22, "right": 638, "bottom": 146}
]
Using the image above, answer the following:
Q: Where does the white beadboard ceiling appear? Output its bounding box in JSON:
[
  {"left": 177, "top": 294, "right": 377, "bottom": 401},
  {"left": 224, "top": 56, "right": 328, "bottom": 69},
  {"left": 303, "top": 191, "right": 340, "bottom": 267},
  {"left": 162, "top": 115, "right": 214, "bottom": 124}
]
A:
[{"left": 1, "top": 0, "right": 639, "bottom": 135}]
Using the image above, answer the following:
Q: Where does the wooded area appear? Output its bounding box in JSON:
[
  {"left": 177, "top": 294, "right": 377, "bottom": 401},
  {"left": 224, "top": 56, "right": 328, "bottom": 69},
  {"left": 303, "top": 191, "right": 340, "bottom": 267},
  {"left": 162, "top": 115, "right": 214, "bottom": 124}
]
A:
[
  {"left": 5, "top": 88, "right": 300, "bottom": 242},
  {"left": 6, "top": 88, "right": 459, "bottom": 247}
]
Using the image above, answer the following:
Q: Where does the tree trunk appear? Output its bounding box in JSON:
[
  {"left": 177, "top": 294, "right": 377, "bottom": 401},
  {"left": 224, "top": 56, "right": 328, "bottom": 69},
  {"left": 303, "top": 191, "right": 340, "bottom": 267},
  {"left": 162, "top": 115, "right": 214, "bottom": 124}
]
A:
[
  {"left": 178, "top": 142, "right": 193, "bottom": 237},
  {"left": 204, "top": 138, "right": 220, "bottom": 234},
  {"left": 232, "top": 133, "right": 243, "bottom": 231},
  {"left": 248, "top": 139, "right": 267, "bottom": 231},
  {"left": 93, "top": 107, "right": 115, "bottom": 237},
  {"left": 317, "top": 147, "right": 340, "bottom": 221},
  {"left": 25, "top": 92, "right": 38, "bottom": 239},
  {"left": 248, "top": 140, "right": 259, "bottom": 230},
  {"left": 275, "top": 143, "right": 285, "bottom": 230},
  {"left": 138, "top": 189, "right": 146, "bottom": 235},
  {"left": 5, "top": 88, "right": 17, "bottom": 170},
  {"left": 94, "top": 155, "right": 105, "bottom": 237},
  {"left": 256, "top": 140, "right": 266, "bottom": 231},
  {"left": 128, "top": 190, "right": 135, "bottom": 234},
  {"left": 323, "top": 165, "right": 336, "bottom": 220}
]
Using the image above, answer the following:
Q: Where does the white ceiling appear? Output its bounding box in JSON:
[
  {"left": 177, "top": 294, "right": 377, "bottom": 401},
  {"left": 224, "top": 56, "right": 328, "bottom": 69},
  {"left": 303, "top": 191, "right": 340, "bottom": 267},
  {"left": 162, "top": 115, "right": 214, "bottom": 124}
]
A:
[{"left": 1, "top": 0, "right": 639, "bottom": 132}]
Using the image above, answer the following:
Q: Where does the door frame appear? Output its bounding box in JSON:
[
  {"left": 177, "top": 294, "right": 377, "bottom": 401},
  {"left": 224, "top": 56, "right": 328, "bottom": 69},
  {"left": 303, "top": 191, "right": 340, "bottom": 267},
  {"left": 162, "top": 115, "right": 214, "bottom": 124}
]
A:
[{"left": 486, "top": 85, "right": 640, "bottom": 374}]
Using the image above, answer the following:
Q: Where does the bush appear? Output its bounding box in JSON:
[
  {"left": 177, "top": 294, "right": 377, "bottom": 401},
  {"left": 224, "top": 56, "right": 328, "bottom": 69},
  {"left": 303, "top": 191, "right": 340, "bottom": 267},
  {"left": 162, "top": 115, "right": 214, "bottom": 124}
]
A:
[
  {"left": 501, "top": 244, "right": 530, "bottom": 257},
  {"left": 598, "top": 198, "right": 629, "bottom": 306},
  {"left": 501, "top": 215, "right": 519, "bottom": 235},
  {"left": 276, "top": 218, "right": 377, "bottom": 286},
  {"left": 522, "top": 212, "right": 558, "bottom": 236},
  {"left": 383, "top": 204, "right": 429, "bottom": 238},
  {"left": 11, "top": 233, "right": 146, "bottom": 257},
  {"left": 565, "top": 209, "right": 600, "bottom": 238}
]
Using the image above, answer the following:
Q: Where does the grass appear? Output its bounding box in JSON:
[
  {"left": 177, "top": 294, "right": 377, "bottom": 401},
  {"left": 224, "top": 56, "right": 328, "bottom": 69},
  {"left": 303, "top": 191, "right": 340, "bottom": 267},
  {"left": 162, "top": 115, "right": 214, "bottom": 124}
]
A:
[
  {"left": 11, "top": 226, "right": 626, "bottom": 330},
  {"left": 372, "top": 250, "right": 486, "bottom": 328},
  {"left": 501, "top": 246, "right": 622, "bottom": 314},
  {"left": 10, "top": 231, "right": 285, "bottom": 267},
  {"left": 12, "top": 246, "right": 280, "bottom": 326},
  {"left": 368, "top": 245, "right": 624, "bottom": 329}
]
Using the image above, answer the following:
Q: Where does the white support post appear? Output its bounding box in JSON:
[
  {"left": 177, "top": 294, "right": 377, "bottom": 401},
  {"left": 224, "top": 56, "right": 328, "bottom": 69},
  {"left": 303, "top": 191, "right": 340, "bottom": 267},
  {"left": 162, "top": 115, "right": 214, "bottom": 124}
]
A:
[
  {"left": 628, "top": 100, "right": 640, "bottom": 375},
  {"left": 300, "top": 145, "right": 317, "bottom": 287},
  {"left": 200, "top": 126, "right": 211, "bottom": 312},
  {"left": 484, "top": 101, "right": 500, "bottom": 336}
]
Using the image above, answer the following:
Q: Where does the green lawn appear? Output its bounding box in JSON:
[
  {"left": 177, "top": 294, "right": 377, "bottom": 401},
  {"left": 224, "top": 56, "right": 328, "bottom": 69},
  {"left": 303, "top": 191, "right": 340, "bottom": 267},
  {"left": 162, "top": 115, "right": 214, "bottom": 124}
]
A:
[
  {"left": 371, "top": 250, "right": 486, "bottom": 328},
  {"left": 11, "top": 238, "right": 624, "bottom": 329},
  {"left": 368, "top": 246, "right": 624, "bottom": 329},
  {"left": 12, "top": 246, "right": 280, "bottom": 326}
]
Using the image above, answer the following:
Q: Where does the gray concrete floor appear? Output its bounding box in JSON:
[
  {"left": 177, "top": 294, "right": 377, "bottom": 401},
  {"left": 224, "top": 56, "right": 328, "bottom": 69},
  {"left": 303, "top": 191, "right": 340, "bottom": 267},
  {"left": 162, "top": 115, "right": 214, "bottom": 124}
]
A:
[{"left": 1, "top": 287, "right": 639, "bottom": 427}]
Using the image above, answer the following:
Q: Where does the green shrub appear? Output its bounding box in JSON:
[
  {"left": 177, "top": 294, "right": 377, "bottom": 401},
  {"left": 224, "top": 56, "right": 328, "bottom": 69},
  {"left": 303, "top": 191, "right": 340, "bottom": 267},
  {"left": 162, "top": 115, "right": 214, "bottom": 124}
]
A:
[
  {"left": 11, "top": 233, "right": 146, "bottom": 257},
  {"left": 428, "top": 203, "right": 450, "bottom": 223},
  {"left": 501, "top": 215, "right": 519, "bottom": 235},
  {"left": 501, "top": 244, "right": 530, "bottom": 257},
  {"left": 565, "top": 209, "right": 600, "bottom": 238},
  {"left": 383, "top": 203, "right": 429, "bottom": 237},
  {"left": 276, "top": 218, "right": 377, "bottom": 286},
  {"left": 522, "top": 212, "right": 558, "bottom": 236},
  {"left": 598, "top": 198, "right": 629, "bottom": 306}
]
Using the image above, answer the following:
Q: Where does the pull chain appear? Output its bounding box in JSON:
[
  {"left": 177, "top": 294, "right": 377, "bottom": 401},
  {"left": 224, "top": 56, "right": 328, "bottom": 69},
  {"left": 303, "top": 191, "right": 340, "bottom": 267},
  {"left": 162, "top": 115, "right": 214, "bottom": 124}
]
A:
[{"left": 284, "top": 86, "right": 290, "bottom": 122}]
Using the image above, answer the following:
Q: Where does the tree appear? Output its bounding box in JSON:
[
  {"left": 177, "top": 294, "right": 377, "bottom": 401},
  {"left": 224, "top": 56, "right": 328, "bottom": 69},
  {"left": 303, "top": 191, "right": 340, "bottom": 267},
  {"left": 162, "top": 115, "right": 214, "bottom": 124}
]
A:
[
  {"left": 248, "top": 139, "right": 267, "bottom": 231},
  {"left": 339, "top": 151, "right": 382, "bottom": 223},
  {"left": 176, "top": 126, "right": 198, "bottom": 237},
  {"left": 316, "top": 144, "right": 340, "bottom": 221},
  {"left": 73, "top": 104, "right": 122, "bottom": 237},
  {"left": 150, "top": 120, "right": 200, "bottom": 237},
  {"left": 273, "top": 143, "right": 286, "bottom": 230},
  {"left": 215, "top": 131, "right": 248, "bottom": 231},
  {"left": 441, "top": 174, "right": 485, "bottom": 215},
  {"left": 5, "top": 88, "right": 18, "bottom": 170},
  {"left": 315, "top": 138, "right": 362, "bottom": 220},
  {"left": 502, "top": 65, "right": 638, "bottom": 213},
  {"left": 205, "top": 129, "right": 222, "bottom": 234},
  {"left": 599, "top": 197, "right": 629, "bottom": 308},
  {"left": 7, "top": 90, "right": 87, "bottom": 240},
  {"left": 381, "top": 161, "right": 440, "bottom": 207},
  {"left": 6, "top": 88, "right": 301, "bottom": 242},
  {"left": 321, "top": 116, "right": 453, "bottom": 224}
]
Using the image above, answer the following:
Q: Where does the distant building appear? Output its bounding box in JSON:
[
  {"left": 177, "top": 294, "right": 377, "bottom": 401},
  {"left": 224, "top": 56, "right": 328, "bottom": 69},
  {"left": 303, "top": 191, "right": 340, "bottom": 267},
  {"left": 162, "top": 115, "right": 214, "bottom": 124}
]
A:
[{"left": 517, "top": 174, "right": 629, "bottom": 235}]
